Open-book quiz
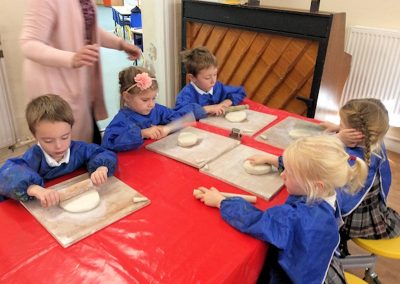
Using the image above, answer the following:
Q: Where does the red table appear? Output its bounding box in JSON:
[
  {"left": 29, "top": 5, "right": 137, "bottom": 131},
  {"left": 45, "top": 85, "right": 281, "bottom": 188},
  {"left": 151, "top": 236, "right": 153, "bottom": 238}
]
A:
[{"left": 0, "top": 100, "right": 315, "bottom": 283}]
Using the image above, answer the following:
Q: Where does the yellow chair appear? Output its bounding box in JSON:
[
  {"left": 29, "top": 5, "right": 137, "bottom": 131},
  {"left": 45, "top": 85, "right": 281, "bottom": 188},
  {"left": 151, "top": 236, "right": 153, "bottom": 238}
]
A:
[
  {"left": 344, "top": 272, "right": 368, "bottom": 284},
  {"left": 340, "top": 237, "right": 400, "bottom": 284}
]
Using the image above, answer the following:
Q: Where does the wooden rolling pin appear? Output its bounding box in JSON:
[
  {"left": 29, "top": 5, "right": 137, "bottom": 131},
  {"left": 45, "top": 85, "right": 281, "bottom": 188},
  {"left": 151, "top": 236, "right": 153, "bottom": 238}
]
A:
[
  {"left": 193, "top": 189, "right": 257, "bottom": 203},
  {"left": 58, "top": 179, "right": 93, "bottom": 202},
  {"left": 225, "top": 104, "right": 249, "bottom": 113}
]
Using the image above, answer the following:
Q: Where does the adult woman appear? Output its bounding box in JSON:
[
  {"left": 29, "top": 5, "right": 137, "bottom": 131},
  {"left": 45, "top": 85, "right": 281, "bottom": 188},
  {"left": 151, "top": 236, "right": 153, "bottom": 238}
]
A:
[{"left": 20, "top": 0, "right": 141, "bottom": 143}]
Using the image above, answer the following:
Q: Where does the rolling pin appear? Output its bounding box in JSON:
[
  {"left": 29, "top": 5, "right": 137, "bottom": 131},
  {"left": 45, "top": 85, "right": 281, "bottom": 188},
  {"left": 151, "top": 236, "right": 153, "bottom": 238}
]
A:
[
  {"left": 225, "top": 104, "right": 249, "bottom": 113},
  {"left": 58, "top": 179, "right": 94, "bottom": 202},
  {"left": 193, "top": 189, "right": 257, "bottom": 203}
]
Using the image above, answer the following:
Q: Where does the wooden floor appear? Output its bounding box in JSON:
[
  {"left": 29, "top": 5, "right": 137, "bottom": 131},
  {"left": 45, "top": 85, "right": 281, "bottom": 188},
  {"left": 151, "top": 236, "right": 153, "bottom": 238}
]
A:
[
  {"left": 346, "top": 150, "right": 400, "bottom": 284},
  {"left": 0, "top": 147, "right": 399, "bottom": 283}
]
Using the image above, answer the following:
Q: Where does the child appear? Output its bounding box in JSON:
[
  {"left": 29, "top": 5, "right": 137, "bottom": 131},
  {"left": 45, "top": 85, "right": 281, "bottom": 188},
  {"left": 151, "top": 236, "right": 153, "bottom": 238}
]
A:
[
  {"left": 194, "top": 135, "right": 368, "bottom": 283},
  {"left": 335, "top": 99, "right": 400, "bottom": 253},
  {"left": 175, "top": 46, "right": 246, "bottom": 116},
  {"left": 0, "top": 94, "right": 117, "bottom": 207},
  {"left": 101, "top": 66, "right": 204, "bottom": 152}
]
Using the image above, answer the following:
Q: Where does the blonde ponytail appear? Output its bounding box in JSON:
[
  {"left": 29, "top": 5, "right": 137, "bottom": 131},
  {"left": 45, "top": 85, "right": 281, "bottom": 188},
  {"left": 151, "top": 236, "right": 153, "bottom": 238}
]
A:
[{"left": 345, "top": 156, "right": 368, "bottom": 194}]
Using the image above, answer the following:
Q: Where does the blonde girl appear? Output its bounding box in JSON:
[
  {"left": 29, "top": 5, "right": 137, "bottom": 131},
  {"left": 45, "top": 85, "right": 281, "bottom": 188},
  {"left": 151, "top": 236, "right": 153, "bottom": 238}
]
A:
[
  {"left": 102, "top": 66, "right": 203, "bottom": 151},
  {"left": 195, "top": 135, "right": 367, "bottom": 284}
]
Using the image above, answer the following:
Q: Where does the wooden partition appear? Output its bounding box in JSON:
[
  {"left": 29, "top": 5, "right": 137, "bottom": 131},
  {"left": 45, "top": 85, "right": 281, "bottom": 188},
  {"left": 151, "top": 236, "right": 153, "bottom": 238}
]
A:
[{"left": 181, "top": 0, "right": 350, "bottom": 118}]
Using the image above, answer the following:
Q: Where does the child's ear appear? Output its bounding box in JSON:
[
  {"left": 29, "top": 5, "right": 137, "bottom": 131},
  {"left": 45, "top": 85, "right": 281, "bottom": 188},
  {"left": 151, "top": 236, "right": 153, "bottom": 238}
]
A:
[
  {"left": 122, "top": 91, "right": 129, "bottom": 101},
  {"left": 314, "top": 181, "right": 325, "bottom": 191},
  {"left": 187, "top": 73, "right": 195, "bottom": 82}
]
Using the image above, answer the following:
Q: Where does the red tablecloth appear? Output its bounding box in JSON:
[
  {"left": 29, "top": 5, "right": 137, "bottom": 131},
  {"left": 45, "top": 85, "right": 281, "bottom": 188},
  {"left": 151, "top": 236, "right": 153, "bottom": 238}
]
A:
[{"left": 0, "top": 99, "right": 313, "bottom": 283}]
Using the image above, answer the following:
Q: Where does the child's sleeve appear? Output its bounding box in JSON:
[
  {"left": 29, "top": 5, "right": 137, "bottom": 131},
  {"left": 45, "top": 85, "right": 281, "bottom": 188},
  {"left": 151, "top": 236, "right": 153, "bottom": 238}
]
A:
[
  {"left": 102, "top": 119, "right": 144, "bottom": 152},
  {"left": 220, "top": 197, "right": 294, "bottom": 249},
  {"left": 175, "top": 85, "right": 196, "bottom": 110},
  {"left": 0, "top": 157, "right": 44, "bottom": 202},
  {"left": 218, "top": 83, "right": 247, "bottom": 106},
  {"left": 77, "top": 142, "right": 117, "bottom": 176}
]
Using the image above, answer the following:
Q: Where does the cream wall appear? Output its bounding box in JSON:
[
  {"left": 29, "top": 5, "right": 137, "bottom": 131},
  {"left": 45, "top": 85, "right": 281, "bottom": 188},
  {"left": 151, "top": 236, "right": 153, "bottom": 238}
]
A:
[
  {"left": 0, "top": 0, "right": 30, "bottom": 143},
  {"left": 261, "top": 0, "right": 400, "bottom": 29}
]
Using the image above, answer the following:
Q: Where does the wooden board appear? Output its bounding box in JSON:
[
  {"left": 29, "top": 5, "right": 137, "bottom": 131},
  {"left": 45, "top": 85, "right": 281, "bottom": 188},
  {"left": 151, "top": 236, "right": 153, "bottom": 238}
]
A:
[
  {"left": 199, "top": 109, "right": 277, "bottom": 136},
  {"left": 145, "top": 127, "right": 240, "bottom": 168},
  {"left": 21, "top": 174, "right": 150, "bottom": 248},
  {"left": 254, "top": 116, "right": 324, "bottom": 149},
  {"left": 200, "top": 144, "right": 284, "bottom": 200}
]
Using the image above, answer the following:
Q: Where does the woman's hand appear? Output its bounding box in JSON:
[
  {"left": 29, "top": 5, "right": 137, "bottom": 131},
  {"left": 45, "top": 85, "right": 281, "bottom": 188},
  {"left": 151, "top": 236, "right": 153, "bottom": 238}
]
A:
[
  {"left": 120, "top": 40, "right": 142, "bottom": 60},
  {"left": 91, "top": 166, "right": 109, "bottom": 186},
  {"left": 193, "top": 186, "right": 225, "bottom": 208},
  {"left": 72, "top": 44, "right": 99, "bottom": 68},
  {"left": 27, "top": 185, "right": 60, "bottom": 208}
]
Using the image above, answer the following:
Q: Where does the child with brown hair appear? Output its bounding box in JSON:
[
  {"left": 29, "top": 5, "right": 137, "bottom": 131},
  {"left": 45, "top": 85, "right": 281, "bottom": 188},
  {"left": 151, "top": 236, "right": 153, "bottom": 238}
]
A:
[
  {"left": 101, "top": 66, "right": 204, "bottom": 152},
  {"left": 0, "top": 94, "right": 117, "bottom": 206},
  {"left": 175, "top": 46, "right": 246, "bottom": 116},
  {"left": 194, "top": 135, "right": 368, "bottom": 283},
  {"left": 335, "top": 98, "right": 400, "bottom": 255}
]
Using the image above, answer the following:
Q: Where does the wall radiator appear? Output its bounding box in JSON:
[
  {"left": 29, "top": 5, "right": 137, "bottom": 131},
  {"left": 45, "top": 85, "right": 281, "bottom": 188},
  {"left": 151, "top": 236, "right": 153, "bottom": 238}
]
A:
[
  {"left": 0, "top": 43, "right": 16, "bottom": 148},
  {"left": 340, "top": 26, "right": 400, "bottom": 126}
]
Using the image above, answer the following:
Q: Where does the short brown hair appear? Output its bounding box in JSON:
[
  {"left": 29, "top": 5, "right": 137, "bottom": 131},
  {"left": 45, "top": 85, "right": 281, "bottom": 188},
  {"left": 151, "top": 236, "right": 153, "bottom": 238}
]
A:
[
  {"left": 181, "top": 46, "right": 217, "bottom": 77},
  {"left": 25, "top": 94, "right": 74, "bottom": 135}
]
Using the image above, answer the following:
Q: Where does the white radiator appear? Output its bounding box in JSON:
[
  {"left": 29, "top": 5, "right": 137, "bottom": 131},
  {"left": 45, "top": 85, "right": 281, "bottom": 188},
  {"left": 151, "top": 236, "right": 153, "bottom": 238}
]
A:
[
  {"left": 341, "top": 26, "right": 400, "bottom": 126},
  {"left": 0, "top": 43, "right": 16, "bottom": 148}
]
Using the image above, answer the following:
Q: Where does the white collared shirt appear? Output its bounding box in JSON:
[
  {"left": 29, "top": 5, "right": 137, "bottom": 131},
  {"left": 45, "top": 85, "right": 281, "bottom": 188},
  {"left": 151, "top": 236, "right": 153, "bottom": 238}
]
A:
[
  {"left": 191, "top": 81, "right": 214, "bottom": 95},
  {"left": 322, "top": 192, "right": 337, "bottom": 209},
  {"left": 38, "top": 142, "right": 71, "bottom": 167}
]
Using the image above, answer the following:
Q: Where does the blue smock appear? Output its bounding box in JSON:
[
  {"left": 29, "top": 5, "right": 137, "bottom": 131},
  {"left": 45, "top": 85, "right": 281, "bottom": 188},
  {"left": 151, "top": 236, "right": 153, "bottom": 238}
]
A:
[
  {"left": 0, "top": 141, "right": 117, "bottom": 201},
  {"left": 175, "top": 81, "right": 246, "bottom": 111},
  {"left": 337, "top": 144, "right": 391, "bottom": 216},
  {"left": 102, "top": 103, "right": 204, "bottom": 152},
  {"left": 220, "top": 196, "right": 340, "bottom": 284}
]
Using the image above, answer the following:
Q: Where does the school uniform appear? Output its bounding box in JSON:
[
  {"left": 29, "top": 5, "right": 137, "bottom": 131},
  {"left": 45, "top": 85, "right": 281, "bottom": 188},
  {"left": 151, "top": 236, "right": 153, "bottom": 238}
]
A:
[
  {"left": 220, "top": 195, "right": 344, "bottom": 284},
  {"left": 338, "top": 144, "right": 400, "bottom": 239},
  {"left": 0, "top": 141, "right": 117, "bottom": 202},
  {"left": 102, "top": 103, "right": 203, "bottom": 152},
  {"left": 175, "top": 81, "right": 246, "bottom": 112}
]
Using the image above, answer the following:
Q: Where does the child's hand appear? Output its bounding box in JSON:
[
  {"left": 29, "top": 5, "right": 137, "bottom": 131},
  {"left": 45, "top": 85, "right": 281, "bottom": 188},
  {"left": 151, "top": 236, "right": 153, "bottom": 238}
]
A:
[
  {"left": 91, "top": 166, "right": 109, "bottom": 186},
  {"left": 204, "top": 104, "right": 227, "bottom": 116},
  {"left": 27, "top": 184, "right": 60, "bottom": 208},
  {"left": 141, "top": 126, "right": 166, "bottom": 140},
  {"left": 337, "top": 128, "right": 364, "bottom": 147},
  {"left": 194, "top": 186, "right": 225, "bottom": 208},
  {"left": 320, "top": 121, "right": 340, "bottom": 133},
  {"left": 247, "top": 153, "right": 279, "bottom": 167}
]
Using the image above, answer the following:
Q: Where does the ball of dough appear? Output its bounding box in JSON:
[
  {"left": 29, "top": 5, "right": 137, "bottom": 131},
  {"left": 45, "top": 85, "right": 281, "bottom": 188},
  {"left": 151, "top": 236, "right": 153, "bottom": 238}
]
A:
[
  {"left": 288, "top": 129, "right": 312, "bottom": 139},
  {"left": 225, "top": 111, "right": 247, "bottom": 123},
  {"left": 59, "top": 189, "right": 100, "bottom": 213},
  {"left": 177, "top": 132, "right": 198, "bottom": 147},
  {"left": 243, "top": 160, "right": 272, "bottom": 175}
]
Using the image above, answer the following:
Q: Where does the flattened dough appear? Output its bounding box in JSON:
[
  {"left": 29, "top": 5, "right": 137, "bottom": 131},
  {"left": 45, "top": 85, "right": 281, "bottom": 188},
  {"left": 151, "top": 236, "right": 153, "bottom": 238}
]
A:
[
  {"left": 178, "top": 132, "right": 198, "bottom": 147},
  {"left": 225, "top": 110, "right": 247, "bottom": 123},
  {"left": 288, "top": 128, "right": 312, "bottom": 139},
  {"left": 243, "top": 160, "right": 272, "bottom": 175},
  {"left": 60, "top": 189, "right": 100, "bottom": 213}
]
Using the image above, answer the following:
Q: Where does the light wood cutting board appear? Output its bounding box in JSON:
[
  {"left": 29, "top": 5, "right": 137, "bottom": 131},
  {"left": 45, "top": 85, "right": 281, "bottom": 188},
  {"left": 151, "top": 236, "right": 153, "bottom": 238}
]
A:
[
  {"left": 199, "top": 109, "right": 277, "bottom": 136},
  {"left": 21, "top": 174, "right": 150, "bottom": 248},
  {"left": 200, "top": 144, "right": 284, "bottom": 200},
  {"left": 255, "top": 116, "right": 324, "bottom": 149},
  {"left": 145, "top": 126, "right": 240, "bottom": 168}
]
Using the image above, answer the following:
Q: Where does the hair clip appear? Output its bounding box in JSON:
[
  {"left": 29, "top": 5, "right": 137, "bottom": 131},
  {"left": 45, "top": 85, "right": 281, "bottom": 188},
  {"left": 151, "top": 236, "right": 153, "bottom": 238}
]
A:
[
  {"left": 126, "top": 72, "right": 156, "bottom": 92},
  {"left": 348, "top": 155, "right": 356, "bottom": 161}
]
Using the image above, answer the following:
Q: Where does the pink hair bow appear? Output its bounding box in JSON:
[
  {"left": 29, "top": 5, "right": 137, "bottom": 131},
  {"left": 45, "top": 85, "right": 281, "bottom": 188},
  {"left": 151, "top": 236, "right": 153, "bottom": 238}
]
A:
[{"left": 126, "top": 72, "right": 155, "bottom": 92}]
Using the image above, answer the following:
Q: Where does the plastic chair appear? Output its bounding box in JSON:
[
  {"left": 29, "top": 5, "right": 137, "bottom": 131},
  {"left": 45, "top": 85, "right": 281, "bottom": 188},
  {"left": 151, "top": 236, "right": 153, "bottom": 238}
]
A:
[
  {"left": 340, "top": 237, "right": 400, "bottom": 284},
  {"left": 129, "top": 7, "right": 143, "bottom": 50},
  {"left": 112, "top": 8, "right": 130, "bottom": 39},
  {"left": 344, "top": 272, "right": 368, "bottom": 284}
]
